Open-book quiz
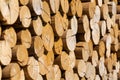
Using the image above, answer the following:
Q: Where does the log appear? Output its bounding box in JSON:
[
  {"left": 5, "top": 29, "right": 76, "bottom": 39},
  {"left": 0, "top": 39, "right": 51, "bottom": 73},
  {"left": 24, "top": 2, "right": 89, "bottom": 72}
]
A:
[
  {"left": 51, "top": 11, "right": 64, "bottom": 37},
  {"left": 91, "top": 50, "right": 98, "bottom": 67},
  {"left": 62, "top": 14, "right": 69, "bottom": 31},
  {"left": 47, "top": 51, "right": 54, "bottom": 66},
  {"left": 88, "top": 40, "right": 93, "bottom": 57},
  {"left": 0, "top": 25, "right": 1, "bottom": 37},
  {"left": 65, "top": 69, "right": 74, "bottom": 80},
  {"left": 96, "top": 0, "right": 102, "bottom": 7},
  {"left": 113, "top": 23, "right": 119, "bottom": 38},
  {"left": 85, "top": 62, "right": 96, "bottom": 80},
  {"left": 55, "top": 51, "right": 71, "bottom": 70},
  {"left": 74, "top": 47, "right": 89, "bottom": 61},
  {"left": 100, "top": 4, "right": 109, "bottom": 20},
  {"left": 53, "top": 38, "right": 63, "bottom": 55},
  {"left": 93, "top": 6, "right": 101, "bottom": 23},
  {"left": 82, "top": 2, "right": 96, "bottom": 19},
  {"left": 29, "top": 36, "right": 44, "bottom": 58},
  {"left": 41, "top": 1, "right": 51, "bottom": 23},
  {"left": 38, "top": 54, "right": 49, "bottom": 75},
  {"left": 111, "top": 38, "right": 119, "bottom": 52},
  {"left": 106, "top": 16, "right": 112, "bottom": 32},
  {"left": 95, "top": 75, "right": 100, "bottom": 80},
  {"left": 18, "top": 6, "right": 31, "bottom": 28},
  {"left": 0, "top": 40, "right": 12, "bottom": 66},
  {"left": 75, "top": 59, "right": 86, "bottom": 77},
  {"left": 12, "top": 45, "right": 29, "bottom": 66},
  {"left": 68, "top": 0, "right": 76, "bottom": 16},
  {"left": 19, "top": 0, "right": 29, "bottom": 5},
  {"left": 54, "top": 65, "right": 61, "bottom": 80},
  {"left": 24, "top": 57, "right": 39, "bottom": 80},
  {"left": 42, "top": 23, "right": 54, "bottom": 51},
  {"left": 69, "top": 51, "right": 76, "bottom": 69},
  {"left": 17, "top": 29, "right": 32, "bottom": 48},
  {"left": 105, "top": 57, "right": 113, "bottom": 73},
  {"left": 98, "top": 57, "right": 107, "bottom": 77},
  {"left": 69, "top": 15, "right": 78, "bottom": 35},
  {"left": 20, "top": 69, "right": 25, "bottom": 80},
  {"left": 28, "top": 0, "right": 42, "bottom": 15},
  {"left": 78, "top": 15, "right": 89, "bottom": 33},
  {"left": 62, "top": 29, "right": 76, "bottom": 51},
  {"left": 47, "top": 0, "right": 60, "bottom": 14},
  {"left": 36, "top": 74, "right": 43, "bottom": 80},
  {"left": 0, "top": 0, "right": 19, "bottom": 25},
  {"left": 98, "top": 20, "right": 107, "bottom": 36},
  {"left": 108, "top": 1, "right": 116, "bottom": 16},
  {"left": 60, "top": 0, "right": 69, "bottom": 13},
  {"left": 46, "top": 66, "right": 55, "bottom": 80},
  {"left": 91, "top": 23, "right": 100, "bottom": 45},
  {"left": 2, "top": 63, "right": 20, "bottom": 79},
  {"left": 29, "top": 16, "right": 43, "bottom": 36},
  {"left": 75, "top": 0, "right": 82, "bottom": 17},
  {"left": 3, "top": 27, "right": 17, "bottom": 48}
]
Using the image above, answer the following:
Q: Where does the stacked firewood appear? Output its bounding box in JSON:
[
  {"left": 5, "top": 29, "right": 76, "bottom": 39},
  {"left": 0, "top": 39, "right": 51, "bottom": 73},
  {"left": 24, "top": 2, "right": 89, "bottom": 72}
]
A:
[{"left": 0, "top": 0, "right": 120, "bottom": 80}]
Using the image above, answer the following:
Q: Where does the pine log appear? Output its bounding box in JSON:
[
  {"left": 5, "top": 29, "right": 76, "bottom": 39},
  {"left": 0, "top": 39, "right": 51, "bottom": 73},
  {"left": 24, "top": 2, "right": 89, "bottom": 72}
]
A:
[
  {"left": 92, "top": 23, "right": 100, "bottom": 45},
  {"left": 51, "top": 11, "right": 64, "bottom": 37},
  {"left": 54, "top": 65, "right": 61, "bottom": 80},
  {"left": 113, "top": 23, "right": 119, "bottom": 38},
  {"left": 24, "top": 57, "right": 39, "bottom": 80},
  {"left": 53, "top": 38, "right": 63, "bottom": 55},
  {"left": 74, "top": 47, "right": 89, "bottom": 61},
  {"left": 38, "top": 55, "right": 49, "bottom": 75},
  {"left": 62, "top": 14, "right": 69, "bottom": 31},
  {"left": 3, "top": 27, "right": 17, "bottom": 48},
  {"left": 117, "top": 5, "right": 120, "bottom": 14},
  {"left": 105, "top": 57, "right": 113, "bottom": 73},
  {"left": 47, "top": 0, "right": 60, "bottom": 14},
  {"left": 12, "top": 45, "right": 28, "bottom": 66},
  {"left": 69, "top": 51, "right": 76, "bottom": 69},
  {"left": 29, "top": 36, "right": 44, "bottom": 58},
  {"left": 28, "top": 0, "right": 42, "bottom": 15},
  {"left": 75, "top": 59, "right": 86, "bottom": 77},
  {"left": 62, "top": 29, "right": 76, "bottom": 51},
  {"left": 65, "top": 69, "right": 74, "bottom": 80},
  {"left": 88, "top": 40, "right": 93, "bottom": 57},
  {"left": 41, "top": 1, "right": 51, "bottom": 23},
  {"left": 98, "top": 57, "right": 107, "bottom": 77},
  {"left": 0, "top": 0, "right": 19, "bottom": 25},
  {"left": 47, "top": 51, "right": 54, "bottom": 66},
  {"left": 2, "top": 63, "right": 20, "bottom": 79},
  {"left": 76, "top": 0, "right": 82, "bottom": 17},
  {"left": 94, "top": 40, "right": 105, "bottom": 57},
  {"left": 20, "top": 69, "right": 25, "bottom": 80},
  {"left": 68, "top": 0, "right": 76, "bottom": 16},
  {"left": 60, "top": 0, "right": 69, "bottom": 13},
  {"left": 19, "top": 0, "right": 29, "bottom": 5},
  {"left": 18, "top": 6, "right": 31, "bottom": 28},
  {"left": 74, "top": 73, "right": 79, "bottom": 80},
  {"left": 100, "top": 4, "right": 109, "bottom": 20},
  {"left": 91, "top": 50, "right": 98, "bottom": 67},
  {"left": 46, "top": 66, "right": 55, "bottom": 80},
  {"left": 0, "top": 40, "right": 12, "bottom": 66},
  {"left": 29, "top": 16, "right": 43, "bottom": 36},
  {"left": 96, "top": 0, "right": 102, "bottom": 7},
  {"left": 69, "top": 15, "right": 78, "bottom": 35},
  {"left": 36, "top": 74, "right": 43, "bottom": 80},
  {"left": 106, "top": 16, "right": 112, "bottom": 32},
  {"left": 78, "top": 15, "right": 89, "bottom": 33},
  {"left": 42, "top": 23, "right": 54, "bottom": 51},
  {"left": 98, "top": 20, "right": 107, "bottom": 36},
  {"left": 55, "top": 51, "right": 71, "bottom": 70},
  {"left": 85, "top": 62, "right": 96, "bottom": 80},
  {"left": 82, "top": 2, "right": 96, "bottom": 19},
  {"left": 111, "top": 38, "right": 119, "bottom": 52},
  {"left": 95, "top": 75, "right": 100, "bottom": 80},
  {"left": 17, "top": 29, "right": 32, "bottom": 48},
  {"left": 93, "top": 6, "right": 100, "bottom": 23},
  {"left": 108, "top": 2, "right": 116, "bottom": 16}
]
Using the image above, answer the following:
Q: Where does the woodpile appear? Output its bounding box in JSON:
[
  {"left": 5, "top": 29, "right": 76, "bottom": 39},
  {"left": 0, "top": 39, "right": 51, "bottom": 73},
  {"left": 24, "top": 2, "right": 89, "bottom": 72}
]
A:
[{"left": 0, "top": 0, "right": 120, "bottom": 80}]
